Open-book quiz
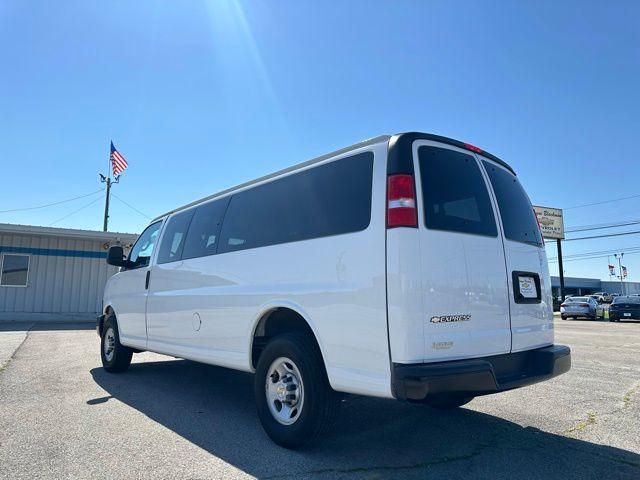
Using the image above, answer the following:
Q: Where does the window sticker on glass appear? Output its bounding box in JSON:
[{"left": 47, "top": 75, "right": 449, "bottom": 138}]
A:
[{"left": 518, "top": 276, "right": 537, "bottom": 298}]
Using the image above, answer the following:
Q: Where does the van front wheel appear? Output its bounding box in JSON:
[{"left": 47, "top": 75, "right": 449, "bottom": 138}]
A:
[
  {"left": 254, "top": 332, "right": 340, "bottom": 449},
  {"left": 100, "top": 315, "right": 133, "bottom": 373},
  {"left": 423, "top": 394, "right": 474, "bottom": 409}
]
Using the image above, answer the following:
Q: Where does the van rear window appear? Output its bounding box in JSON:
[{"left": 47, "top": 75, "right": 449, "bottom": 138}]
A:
[
  {"left": 482, "top": 161, "right": 543, "bottom": 247},
  {"left": 418, "top": 146, "right": 497, "bottom": 237},
  {"left": 218, "top": 152, "right": 374, "bottom": 253}
]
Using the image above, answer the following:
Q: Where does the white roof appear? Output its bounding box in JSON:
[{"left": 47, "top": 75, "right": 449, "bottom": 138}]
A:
[
  {"left": 152, "top": 135, "right": 391, "bottom": 222},
  {"left": 0, "top": 223, "right": 138, "bottom": 242}
]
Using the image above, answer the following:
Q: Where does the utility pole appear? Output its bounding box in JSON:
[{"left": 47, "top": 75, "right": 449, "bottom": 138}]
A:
[
  {"left": 615, "top": 253, "right": 624, "bottom": 295},
  {"left": 102, "top": 176, "right": 111, "bottom": 231},
  {"left": 557, "top": 238, "right": 565, "bottom": 300},
  {"left": 99, "top": 173, "right": 119, "bottom": 232}
]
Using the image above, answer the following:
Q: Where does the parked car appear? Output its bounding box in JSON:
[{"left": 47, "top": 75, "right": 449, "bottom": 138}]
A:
[
  {"left": 589, "top": 294, "right": 603, "bottom": 303},
  {"left": 593, "top": 292, "right": 612, "bottom": 303},
  {"left": 609, "top": 295, "right": 640, "bottom": 322},
  {"left": 97, "top": 132, "right": 571, "bottom": 448},
  {"left": 560, "top": 296, "right": 598, "bottom": 320}
]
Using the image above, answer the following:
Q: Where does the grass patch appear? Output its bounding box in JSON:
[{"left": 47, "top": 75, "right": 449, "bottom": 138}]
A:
[
  {"left": 0, "top": 359, "right": 10, "bottom": 374},
  {"left": 564, "top": 411, "right": 597, "bottom": 435},
  {"left": 623, "top": 384, "right": 639, "bottom": 409}
]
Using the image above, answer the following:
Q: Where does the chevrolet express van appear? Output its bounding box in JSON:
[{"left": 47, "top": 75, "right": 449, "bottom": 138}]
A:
[{"left": 98, "top": 132, "right": 571, "bottom": 448}]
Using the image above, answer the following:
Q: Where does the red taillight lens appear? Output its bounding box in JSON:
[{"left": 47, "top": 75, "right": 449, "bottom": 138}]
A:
[{"left": 387, "top": 174, "right": 417, "bottom": 228}]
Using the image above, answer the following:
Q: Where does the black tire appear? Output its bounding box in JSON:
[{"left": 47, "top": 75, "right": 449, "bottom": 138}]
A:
[
  {"left": 100, "top": 314, "right": 133, "bottom": 373},
  {"left": 561, "top": 314, "right": 567, "bottom": 320},
  {"left": 254, "top": 332, "right": 340, "bottom": 449},
  {"left": 423, "top": 393, "right": 474, "bottom": 410}
]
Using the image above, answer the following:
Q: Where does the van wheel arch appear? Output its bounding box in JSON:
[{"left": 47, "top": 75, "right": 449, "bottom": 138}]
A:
[
  {"left": 100, "top": 307, "right": 144, "bottom": 354},
  {"left": 98, "top": 306, "right": 115, "bottom": 336},
  {"left": 251, "top": 307, "right": 326, "bottom": 372}
]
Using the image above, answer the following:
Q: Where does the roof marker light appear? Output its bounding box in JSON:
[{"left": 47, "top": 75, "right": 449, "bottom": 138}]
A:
[{"left": 464, "top": 143, "right": 483, "bottom": 153}]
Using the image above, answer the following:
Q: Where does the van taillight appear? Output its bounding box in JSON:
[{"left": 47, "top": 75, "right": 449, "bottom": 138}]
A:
[{"left": 387, "top": 174, "right": 417, "bottom": 228}]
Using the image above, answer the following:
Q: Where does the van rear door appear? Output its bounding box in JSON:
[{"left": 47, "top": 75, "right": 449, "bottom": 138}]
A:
[
  {"left": 480, "top": 158, "right": 554, "bottom": 352},
  {"left": 413, "top": 142, "right": 512, "bottom": 361}
]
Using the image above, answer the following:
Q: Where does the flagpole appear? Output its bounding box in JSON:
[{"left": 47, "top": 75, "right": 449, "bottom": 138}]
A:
[
  {"left": 100, "top": 141, "right": 125, "bottom": 231},
  {"left": 615, "top": 253, "right": 624, "bottom": 295}
]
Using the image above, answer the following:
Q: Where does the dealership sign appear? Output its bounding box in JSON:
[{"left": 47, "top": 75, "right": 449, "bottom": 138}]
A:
[{"left": 533, "top": 205, "right": 564, "bottom": 239}]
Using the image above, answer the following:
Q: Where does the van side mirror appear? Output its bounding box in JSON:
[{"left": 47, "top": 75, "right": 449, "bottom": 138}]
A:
[{"left": 106, "top": 246, "right": 135, "bottom": 268}]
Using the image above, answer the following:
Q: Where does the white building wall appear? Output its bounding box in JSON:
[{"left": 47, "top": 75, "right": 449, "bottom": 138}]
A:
[{"left": 0, "top": 231, "right": 133, "bottom": 319}]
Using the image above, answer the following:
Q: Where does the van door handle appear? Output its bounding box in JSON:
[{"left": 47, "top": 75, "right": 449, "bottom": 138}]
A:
[{"left": 145, "top": 270, "right": 151, "bottom": 290}]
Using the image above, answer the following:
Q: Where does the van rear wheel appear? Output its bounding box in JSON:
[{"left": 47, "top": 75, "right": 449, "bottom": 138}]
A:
[
  {"left": 423, "top": 393, "right": 474, "bottom": 409},
  {"left": 254, "top": 332, "right": 340, "bottom": 449}
]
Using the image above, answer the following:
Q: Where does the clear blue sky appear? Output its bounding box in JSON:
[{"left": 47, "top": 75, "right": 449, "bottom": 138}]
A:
[{"left": 1, "top": 1, "right": 639, "bottom": 281}]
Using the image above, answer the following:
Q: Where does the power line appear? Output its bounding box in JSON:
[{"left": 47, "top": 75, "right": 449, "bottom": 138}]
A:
[
  {"left": 564, "top": 193, "right": 640, "bottom": 210},
  {"left": 548, "top": 247, "right": 640, "bottom": 263},
  {"left": 565, "top": 219, "right": 640, "bottom": 233},
  {"left": 563, "top": 230, "right": 640, "bottom": 242},
  {"left": 111, "top": 193, "right": 151, "bottom": 219},
  {"left": 548, "top": 245, "right": 640, "bottom": 261},
  {"left": 548, "top": 251, "right": 640, "bottom": 263},
  {"left": 0, "top": 189, "right": 103, "bottom": 214},
  {"left": 47, "top": 195, "right": 105, "bottom": 226}
]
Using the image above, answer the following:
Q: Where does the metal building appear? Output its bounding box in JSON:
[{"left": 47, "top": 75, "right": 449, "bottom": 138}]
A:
[
  {"left": 0, "top": 224, "right": 137, "bottom": 321},
  {"left": 551, "top": 276, "right": 640, "bottom": 297}
]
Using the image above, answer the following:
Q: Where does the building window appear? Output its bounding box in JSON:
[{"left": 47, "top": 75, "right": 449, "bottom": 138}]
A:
[{"left": 0, "top": 254, "right": 30, "bottom": 287}]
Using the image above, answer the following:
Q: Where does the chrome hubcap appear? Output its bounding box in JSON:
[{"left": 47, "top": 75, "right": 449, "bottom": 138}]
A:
[
  {"left": 103, "top": 327, "right": 116, "bottom": 362},
  {"left": 265, "top": 357, "right": 304, "bottom": 425}
]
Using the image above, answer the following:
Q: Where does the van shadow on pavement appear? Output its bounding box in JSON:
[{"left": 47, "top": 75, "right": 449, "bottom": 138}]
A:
[{"left": 90, "top": 359, "right": 639, "bottom": 479}]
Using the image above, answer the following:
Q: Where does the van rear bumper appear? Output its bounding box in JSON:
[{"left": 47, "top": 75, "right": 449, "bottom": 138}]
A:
[{"left": 391, "top": 344, "right": 571, "bottom": 401}]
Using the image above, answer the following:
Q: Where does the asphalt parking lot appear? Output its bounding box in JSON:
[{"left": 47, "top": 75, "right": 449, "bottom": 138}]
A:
[{"left": 0, "top": 318, "right": 638, "bottom": 480}]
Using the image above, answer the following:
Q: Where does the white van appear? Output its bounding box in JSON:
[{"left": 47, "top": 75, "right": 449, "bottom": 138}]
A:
[{"left": 98, "top": 132, "right": 570, "bottom": 448}]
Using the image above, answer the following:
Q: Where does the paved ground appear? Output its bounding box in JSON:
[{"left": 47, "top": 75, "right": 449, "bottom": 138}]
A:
[{"left": 0, "top": 319, "right": 638, "bottom": 480}]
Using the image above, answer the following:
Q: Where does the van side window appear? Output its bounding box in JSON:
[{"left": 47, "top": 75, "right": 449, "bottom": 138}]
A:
[
  {"left": 418, "top": 146, "right": 497, "bottom": 237},
  {"left": 482, "top": 161, "right": 543, "bottom": 246},
  {"left": 218, "top": 152, "right": 374, "bottom": 254},
  {"left": 156, "top": 210, "right": 195, "bottom": 264},
  {"left": 128, "top": 221, "right": 162, "bottom": 268},
  {"left": 181, "top": 199, "right": 229, "bottom": 260}
]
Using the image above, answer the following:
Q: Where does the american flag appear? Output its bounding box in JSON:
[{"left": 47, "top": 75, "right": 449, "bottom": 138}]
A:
[{"left": 110, "top": 142, "right": 128, "bottom": 176}]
